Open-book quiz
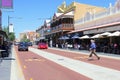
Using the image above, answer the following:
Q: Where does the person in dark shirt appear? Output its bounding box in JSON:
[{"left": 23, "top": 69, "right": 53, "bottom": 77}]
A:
[{"left": 89, "top": 39, "right": 100, "bottom": 60}]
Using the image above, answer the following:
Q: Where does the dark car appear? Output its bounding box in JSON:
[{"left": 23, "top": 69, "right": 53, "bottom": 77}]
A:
[
  {"left": 27, "top": 42, "right": 33, "bottom": 46},
  {"left": 18, "top": 42, "right": 28, "bottom": 51},
  {"left": 14, "top": 42, "right": 19, "bottom": 46}
]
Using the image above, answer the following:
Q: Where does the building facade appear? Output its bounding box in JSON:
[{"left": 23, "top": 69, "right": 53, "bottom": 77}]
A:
[
  {"left": 44, "top": 1, "right": 105, "bottom": 46},
  {"left": 0, "top": 10, "right": 8, "bottom": 45},
  {"left": 19, "top": 31, "right": 37, "bottom": 42},
  {"left": 36, "top": 0, "right": 120, "bottom": 51}
]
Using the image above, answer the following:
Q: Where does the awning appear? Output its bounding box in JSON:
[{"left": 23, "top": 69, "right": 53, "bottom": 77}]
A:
[{"left": 35, "top": 36, "right": 45, "bottom": 41}]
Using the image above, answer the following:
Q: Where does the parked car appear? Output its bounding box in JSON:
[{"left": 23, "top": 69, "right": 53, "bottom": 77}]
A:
[
  {"left": 27, "top": 42, "right": 33, "bottom": 46},
  {"left": 14, "top": 42, "right": 19, "bottom": 46},
  {"left": 18, "top": 42, "right": 28, "bottom": 51},
  {"left": 38, "top": 42, "right": 48, "bottom": 49}
]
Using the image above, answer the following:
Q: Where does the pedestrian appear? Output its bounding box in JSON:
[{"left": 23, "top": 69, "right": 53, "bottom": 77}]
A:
[
  {"left": 50, "top": 40, "right": 52, "bottom": 47},
  {"left": 88, "top": 39, "right": 100, "bottom": 60}
]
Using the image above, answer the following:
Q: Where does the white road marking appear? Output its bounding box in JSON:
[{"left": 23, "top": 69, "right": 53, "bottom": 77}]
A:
[{"left": 30, "top": 47, "right": 120, "bottom": 80}]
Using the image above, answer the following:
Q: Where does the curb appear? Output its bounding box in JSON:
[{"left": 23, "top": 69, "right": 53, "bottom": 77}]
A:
[{"left": 10, "top": 46, "right": 25, "bottom": 80}]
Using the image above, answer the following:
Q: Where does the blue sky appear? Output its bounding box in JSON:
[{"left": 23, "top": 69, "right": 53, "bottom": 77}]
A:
[{"left": 1, "top": 0, "right": 116, "bottom": 38}]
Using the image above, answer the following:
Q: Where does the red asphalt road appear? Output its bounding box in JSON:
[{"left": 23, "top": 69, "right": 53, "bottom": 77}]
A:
[
  {"left": 14, "top": 46, "right": 91, "bottom": 80},
  {"left": 39, "top": 47, "right": 120, "bottom": 71}
]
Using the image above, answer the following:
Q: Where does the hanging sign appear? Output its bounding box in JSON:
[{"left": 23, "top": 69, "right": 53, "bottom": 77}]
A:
[{"left": 0, "top": 0, "right": 13, "bottom": 9}]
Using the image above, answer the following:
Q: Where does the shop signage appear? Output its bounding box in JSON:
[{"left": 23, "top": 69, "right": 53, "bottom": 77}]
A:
[{"left": 0, "top": 0, "right": 13, "bottom": 9}]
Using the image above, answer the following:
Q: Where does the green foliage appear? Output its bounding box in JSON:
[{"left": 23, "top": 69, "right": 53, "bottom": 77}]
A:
[
  {"left": 3, "top": 26, "right": 15, "bottom": 41},
  {"left": 9, "top": 32, "right": 15, "bottom": 41},
  {"left": 3, "top": 26, "right": 9, "bottom": 35},
  {"left": 21, "top": 34, "right": 30, "bottom": 42}
]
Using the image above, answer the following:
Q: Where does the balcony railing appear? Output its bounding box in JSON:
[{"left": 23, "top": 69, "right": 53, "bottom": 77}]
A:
[
  {"left": 75, "top": 6, "right": 120, "bottom": 26},
  {"left": 75, "top": 11, "right": 120, "bottom": 30},
  {"left": 44, "top": 24, "right": 74, "bottom": 35},
  {"left": 52, "top": 24, "right": 74, "bottom": 31}
]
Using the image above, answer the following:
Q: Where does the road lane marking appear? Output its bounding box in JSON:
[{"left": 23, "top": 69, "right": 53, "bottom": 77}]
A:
[
  {"left": 25, "top": 58, "right": 45, "bottom": 62},
  {"left": 23, "top": 65, "right": 26, "bottom": 69},
  {"left": 30, "top": 78, "right": 33, "bottom": 80},
  {"left": 74, "top": 56, "right": 89, "bottom": 59}
]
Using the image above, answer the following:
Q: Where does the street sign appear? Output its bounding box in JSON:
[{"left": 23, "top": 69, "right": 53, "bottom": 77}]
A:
[{"left": 0, "top": 0, "right": 13, "bottom": 9}]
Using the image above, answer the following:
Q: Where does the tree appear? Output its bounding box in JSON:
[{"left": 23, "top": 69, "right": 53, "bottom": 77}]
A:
[
  {"left": 3, "top": 26, "right": 9, "bottom": 35},
  {"left": 9, "top": 32, "right": 15, "bottom": 41},
  {"left": 21, "top": 34, "right": 30, "bottom": 42},
  {"left": 3, "top": 26, "right": 15, "bottom": 41}
]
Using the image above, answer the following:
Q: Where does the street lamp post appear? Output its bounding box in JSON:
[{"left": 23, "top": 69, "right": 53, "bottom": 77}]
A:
[
  {"left": 8, "top": 16, "right": 14, "bottom": 33},
  {"left": 7, "top": 16, "right": 22, "bottom": 41},
  {"left": 8, "top": 16, "right": 22, "bottom": 33}
]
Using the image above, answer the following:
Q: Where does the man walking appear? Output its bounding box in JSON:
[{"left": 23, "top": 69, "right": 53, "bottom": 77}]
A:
[{"left": 89, "top": 39, "right": 100, "bottom": 60}]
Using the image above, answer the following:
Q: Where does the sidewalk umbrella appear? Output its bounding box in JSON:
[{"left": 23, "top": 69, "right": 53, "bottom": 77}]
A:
[
  {"left": 59, "top": 36, "right": 69, "bottom": 46},
  {"left": 64, "top": 36, "right": 69, "bottom": 40},
  {"left": 59, "top": 36, "right": 69, "bottom": 40},
  {"left": 101, "top": 32, "right": 111, "bottom": 36},
  {"left": 79, "top": 35, "right": 90, "bottom": 39},
  {"left": 71, "top": 35, "right": 79, "bottom": 39},
  {"left": 59, "top": 36, "right": 64, "bottom": 40},
  {"left": 108, "top": 31, "right": 120, "bottom": 37},
  {"left": 91, "top": 34, "right": 103, "bottom": 38}
]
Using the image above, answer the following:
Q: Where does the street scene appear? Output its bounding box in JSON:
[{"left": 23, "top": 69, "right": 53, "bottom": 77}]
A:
[{"left": 0, "top": 0, "right": 120, "bottom": 80}]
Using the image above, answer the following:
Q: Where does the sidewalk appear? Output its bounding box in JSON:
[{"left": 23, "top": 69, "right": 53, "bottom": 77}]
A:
[
  {"left": 0, "top": 46, "right": 25, "bottom": 80},
  {"left": 49, "top": 47, "right": 120, "bottom": 60},
  {"left": 0, "top": 54, "right": 12, "bottom": 80},
  {"left": 33, "top": 45, "right": 120, "bottom": 59}
]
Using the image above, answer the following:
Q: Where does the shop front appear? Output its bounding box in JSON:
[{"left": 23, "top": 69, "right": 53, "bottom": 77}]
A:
[{"left": 0, "top": 30, "right": 8, "bottom": 45}]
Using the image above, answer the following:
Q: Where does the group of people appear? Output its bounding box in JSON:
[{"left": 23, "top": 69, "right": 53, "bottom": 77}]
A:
[{"left": 0, "top": 41, "right": 10, "bottom": 58}]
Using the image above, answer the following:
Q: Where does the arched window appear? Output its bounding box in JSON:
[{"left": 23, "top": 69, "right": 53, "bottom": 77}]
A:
[
  {"left": 115, "top": 0, "right": 120, "bottom": 11},
  {"left": 84, "top": 12, "right": 92, "bottom": 21}
]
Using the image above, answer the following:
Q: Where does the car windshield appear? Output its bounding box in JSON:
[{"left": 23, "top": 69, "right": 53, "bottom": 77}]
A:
[
  {"left": 39, "top": 43, "right": 46, "bottom": 45},
  {"left": 19, "top": 42, "right": 28, "bottom": 46}
]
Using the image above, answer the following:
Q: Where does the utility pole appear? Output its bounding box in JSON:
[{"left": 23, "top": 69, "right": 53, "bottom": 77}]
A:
[
  {"left": 8, "top": 16, "right": 22, "bottom": 33},
  {"left": 8, "top": 15, "right": 13, "bottom": 33}
]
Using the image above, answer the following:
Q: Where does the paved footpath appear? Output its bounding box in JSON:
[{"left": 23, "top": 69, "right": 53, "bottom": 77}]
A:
[
  {"left": 29, "top": 47, "right": 120, "bottom": 80},
  {"left": 0, "top": 57, "right": 11, "bottom": 80},
  {"left": 0, "top": 46, "right": 25, "bottom": 80},
  {"left": 0, "top": 48, "right": 14, "bottom": 80}
]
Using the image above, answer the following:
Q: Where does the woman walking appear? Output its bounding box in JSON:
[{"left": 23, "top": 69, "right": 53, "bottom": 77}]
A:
[{"left": 89, "top": 39, "right": 100, "bottom": 60}]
